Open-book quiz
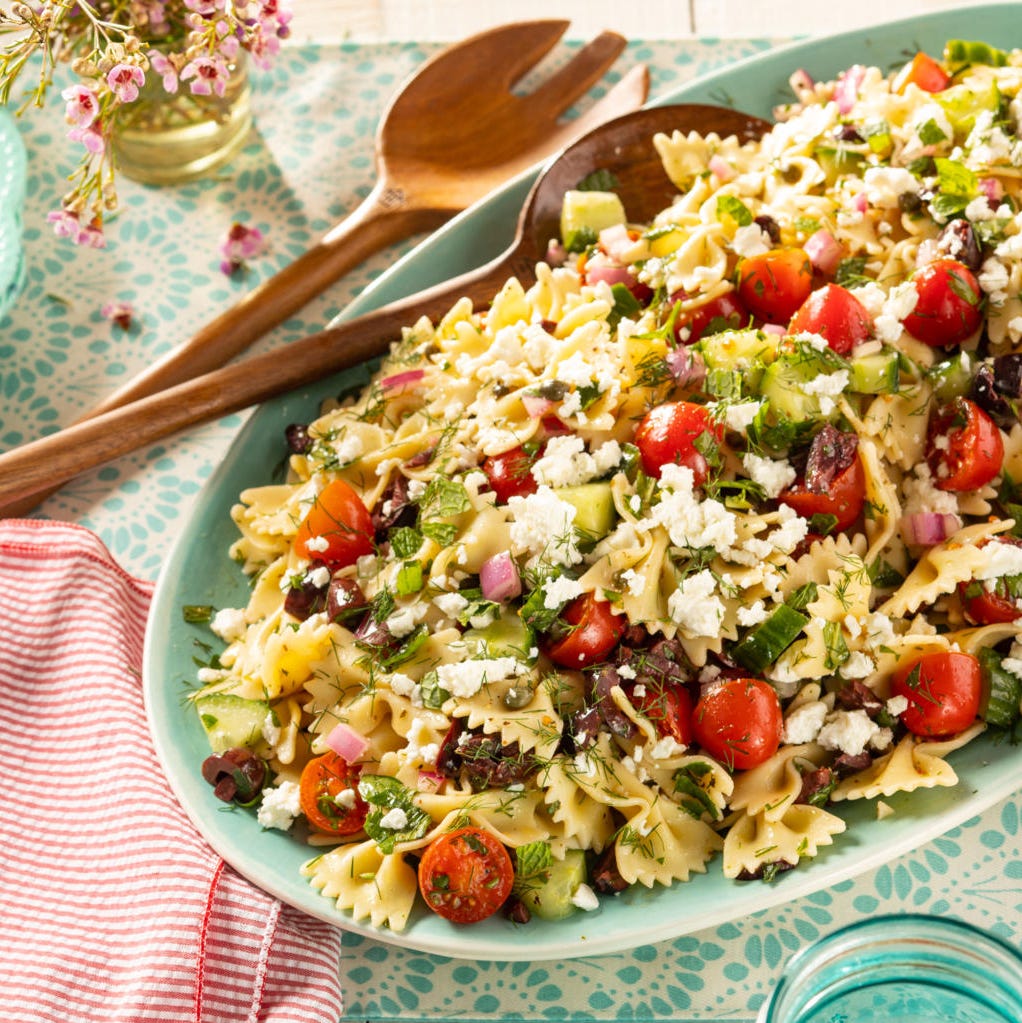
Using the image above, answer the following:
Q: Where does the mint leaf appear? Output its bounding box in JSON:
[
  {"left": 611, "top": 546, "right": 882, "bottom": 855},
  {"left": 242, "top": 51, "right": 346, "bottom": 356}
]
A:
[{"left": 358, "top": 775, "right": 432, "bottom": 853}]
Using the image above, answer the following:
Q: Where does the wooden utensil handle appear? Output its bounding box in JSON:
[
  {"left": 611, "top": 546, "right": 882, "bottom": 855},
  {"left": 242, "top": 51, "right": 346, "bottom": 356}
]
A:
[
  {"left": 86, "top": 184, "right": 447, "bottom": 420},
  {"left": 0, "top": 257, "right": 514, "bottom": 513}
]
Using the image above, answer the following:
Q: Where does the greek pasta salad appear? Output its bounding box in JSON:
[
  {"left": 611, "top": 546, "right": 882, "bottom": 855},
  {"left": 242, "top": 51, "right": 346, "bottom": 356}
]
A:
[{"left": 191, "top": 39, "right": 1022, "bottom": 931}]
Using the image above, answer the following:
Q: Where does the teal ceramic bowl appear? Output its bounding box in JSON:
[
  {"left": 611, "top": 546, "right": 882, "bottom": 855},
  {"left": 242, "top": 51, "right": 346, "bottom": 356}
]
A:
[
  {"left": 146, "top": 4, "right": 1022, "bottom": 961},
  {"left": 0, "top": 107, "right": 27, "bottom": 321}
]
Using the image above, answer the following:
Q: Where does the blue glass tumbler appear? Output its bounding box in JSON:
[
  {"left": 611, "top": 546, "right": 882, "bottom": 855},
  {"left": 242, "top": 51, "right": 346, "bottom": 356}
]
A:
[{"left": 757, "top": 915, "right": 1022, "bottom": 1023}]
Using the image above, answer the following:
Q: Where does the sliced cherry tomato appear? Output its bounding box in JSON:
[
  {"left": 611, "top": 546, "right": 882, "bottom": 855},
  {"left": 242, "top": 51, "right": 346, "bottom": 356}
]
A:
[
  {"left": 890, "top": 651, "right": 982, "bottom": 738},
  {"left": 735, "top": 247, "right": 814, "bottom": 323},
  {"left": 780, "top": 451, "right": 866, "bottom": 532},
  {"left": 299, "top": 752, "right": 368, "bottom": 837},
  {"left": 788, "top": 283, "right": 873, "bottom": 355},
  {"left": 544, "top": 592, "right": 626, "bottom": 669},
  {"left": 295, "top": 479, "right": 375, "bottom": 569},
  {"left": 628, "top": 680, "right": 694, "bottom": 745},
  {"left": 958, "top": 537, "right": 1022, "bottom": 624},
  {"left": 692, "top": 677, "right": 782, "bottom": 771},
  {"left": 902, "top": 259, "right": 983, "bottom": 347},
  {"left": 417, "top": 826, "right": 514, "bottom": 924},
  {"left": 926, "top": 397, "right": 1004, "bottom": 492},
  {"left": 672, "top": 291, "right": 749, "bottom": 346},
  {"left": 481, "top": 445, "right": 539, "bottom": 504},
  {"left": 634, "top": 401, "right": 725, "bottom": 486},
  {"left": 893, "top": 51, "right": 951, "bottom": 94}
]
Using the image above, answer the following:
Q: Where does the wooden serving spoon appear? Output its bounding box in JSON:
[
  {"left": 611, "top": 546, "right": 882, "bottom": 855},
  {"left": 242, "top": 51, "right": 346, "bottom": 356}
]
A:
[{"left": 0, "top": 104, "right": 771, "bottom": 511}]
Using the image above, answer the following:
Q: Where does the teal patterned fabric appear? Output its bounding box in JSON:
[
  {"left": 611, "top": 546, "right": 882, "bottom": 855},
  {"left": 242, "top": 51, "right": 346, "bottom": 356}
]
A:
[{"left": 2, "top": 39, "right": 1020, "bottom": 1023}]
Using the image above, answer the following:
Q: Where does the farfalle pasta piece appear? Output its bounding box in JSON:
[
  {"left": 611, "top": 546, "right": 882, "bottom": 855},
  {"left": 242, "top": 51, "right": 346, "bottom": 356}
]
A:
[
  {"left": 722, "top": 804, "right": 846, "bottom": 879},
  {"left": 831, "top": 723, "right": 986, "bottom": 802},
  {"left": 729, "top": 743, "right": 827, "bottom": 823},
  {"left": 303, "top": 841, "right": 419, "bottom": 932}
]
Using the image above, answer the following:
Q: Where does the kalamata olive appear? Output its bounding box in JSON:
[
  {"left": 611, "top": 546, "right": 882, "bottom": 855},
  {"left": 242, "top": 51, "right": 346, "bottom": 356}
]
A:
[
  {"left": 283, "top": 564, "right": 329, "bottom": 620},
  {"left": 284, "top": 422, "right": 313, "bottom": 454},
  {"left": 754, "top": 214, "right": 781, "bottom": 245},
  {"left": 326, "top": 576, "right": 368, "bottom": 625},
  {"left": 898, "top": 191, "right": 924, "bottom": 214},
  {"left": 993, "top": 354, "right": 1022, "bottom": 398},
  {"left": 937, "top": 218, "right": 982, "bottom": 271},
  {"left": 201, "top": 747, "right": 267, "bottom": 804}
]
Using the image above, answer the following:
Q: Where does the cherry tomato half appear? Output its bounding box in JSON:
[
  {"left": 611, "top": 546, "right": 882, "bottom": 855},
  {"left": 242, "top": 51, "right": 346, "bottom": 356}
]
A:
[
  {"left": 693, "top": 677, "right": 783, "bottom": 771},
  {"left": 295, "top": 479, "right": 375, "bottom": 569},
  {"left": 673, "top": 291, "right": 749, "bottom": 346},
  {"left": 893, "top": 51, "right": 951, "bottom": 94},
  {"left": 544, "top": 592, "right": 627, "bottom": 669},
  {"left": 779, "top": 452, "right": 867, "bottom": 533},
  {"left": 890, "top": 651, "right": 982, "bottom": 738},
  {"left": 628, "top": 680, "right": 695, "bottom": 745},
  {"left": 958, "top": 537, "right": 1022, "bottom": 624},
  {"left": 634, "top": 401, "right": 725, "bottom": 486},
  {"left": 902, "top": 259, "right": 983, "bottom": 347},
  {"left": 788, "top": 283, "right": 873, "bottom": 355},
  {"left": 926, "top": 397, "right": 1004, "bottom": 492},
  {"left": 299, "top": 752, "right": 369, "bottom": 837},
  {"left": 736, "top": 247, "right": 814, "bottom": 323},
  {"left": 417, "top": 826, "right": 514, "bottom": 924},
  {"left": 482, "top": 445, "right": 539, "bottom": 504}
]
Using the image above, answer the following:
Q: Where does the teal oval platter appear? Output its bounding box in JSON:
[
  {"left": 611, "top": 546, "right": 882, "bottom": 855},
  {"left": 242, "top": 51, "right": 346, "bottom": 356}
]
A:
[
  {"left": 0, "top": 108, "right": 27, "bottom": 321},
  {"left": 144, "top": 4, "right": 1022, "bottom": 960}
]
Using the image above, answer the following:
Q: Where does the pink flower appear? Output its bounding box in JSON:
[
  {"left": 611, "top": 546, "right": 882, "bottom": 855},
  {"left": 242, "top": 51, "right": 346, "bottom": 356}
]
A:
[
  {"left": 101, "top": 300, "right": 135, "bottom": 329},
  {"left": 180, "top": 54, "right": 229, "bottom": 97},
  {"left": 61, "top": 84, "right": 100, "bottom": 128},
  {"left": 148, "top": 50, "right": 179, "bottom": 93},
  {"left": 107, "top": 63, "right": 146, "bottom": 103},
  {"left": 220, "top": 222, "right": 267, "bottom": 275},
  {"left": 68, "top": 124, "right": 105, "bottom": 154},
  {"left": 46, "top": 210, "right": 106, "bottom": 248}
]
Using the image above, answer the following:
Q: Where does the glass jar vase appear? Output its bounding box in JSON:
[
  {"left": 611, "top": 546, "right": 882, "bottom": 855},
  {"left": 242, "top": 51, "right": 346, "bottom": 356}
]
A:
[
  {"left": 111, "top": 55, "right": 252, "bottom": 186},
  {"left": 757, "top": 915, "right": 1022, "bottom": 1023}
]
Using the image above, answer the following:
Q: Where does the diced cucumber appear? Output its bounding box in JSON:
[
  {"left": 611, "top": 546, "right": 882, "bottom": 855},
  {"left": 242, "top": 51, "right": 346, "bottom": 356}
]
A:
[
  {"left": 757, "top": 345, "right": 847, "bottom": 423},
  {"left": 518, "top": 849, "right": 589, "bottom": 921},
  {"left": 813, "top": 144, "right": 867, "bottom": 184},
  {"left": 847, "top": 347, "right": 900, "bottom": 395},
  {"left": 195, "top": 693, "right": 270, "bottom": 753},
  {"left": 928, "top": 352, "right": 974, "bottom": 402},
  {"left": 731, "top": 604, "right": 809, "bottom": 673},
  {"left": 944, "top": 39, "right": 1009, "bottom": 70},
  {"left": 936, "top": 77, "right": 1002, "bottom": 135},
  {"left": 697, "top": 328, "right": 779, "bottom": 373},
  {"left": 978, "top": 648, "right": 1022, "bottom": 729},
  {"left": 560, "top": 190, "right": 626, "bottom": 252},
  {"left": 462, "top": 607, "right": 536, "bottom": 661},
  {"left": 555, "top": 481, "right": 618, "bottom": 542}
]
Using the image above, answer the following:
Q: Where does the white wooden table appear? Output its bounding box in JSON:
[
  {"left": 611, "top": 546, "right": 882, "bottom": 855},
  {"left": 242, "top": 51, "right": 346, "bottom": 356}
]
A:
[{"left": 288, "top": 0, "right": 1010, "bottom": 43}]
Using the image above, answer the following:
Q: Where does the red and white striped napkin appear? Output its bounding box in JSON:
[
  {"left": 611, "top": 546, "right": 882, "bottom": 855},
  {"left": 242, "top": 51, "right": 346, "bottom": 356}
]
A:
[{"left": 0, "top": 520, "right": 345, "bottom": 1023}]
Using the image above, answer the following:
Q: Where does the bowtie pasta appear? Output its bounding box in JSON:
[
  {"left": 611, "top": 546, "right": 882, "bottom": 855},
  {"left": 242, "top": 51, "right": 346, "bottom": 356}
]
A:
[{"left": 192, "top": 39, "right": 1022, "bottom": 932}]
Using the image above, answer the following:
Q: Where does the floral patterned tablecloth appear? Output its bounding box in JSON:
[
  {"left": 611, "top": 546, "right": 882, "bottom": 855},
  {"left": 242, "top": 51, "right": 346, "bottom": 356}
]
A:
[{"left": 2, "top": 39, "right": 1020, "bottom": 1023}]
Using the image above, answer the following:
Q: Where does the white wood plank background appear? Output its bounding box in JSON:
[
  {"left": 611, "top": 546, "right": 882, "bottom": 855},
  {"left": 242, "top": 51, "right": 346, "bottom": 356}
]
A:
[{"left": 287, "top": 0, "right": 1012, "bottom": 43}]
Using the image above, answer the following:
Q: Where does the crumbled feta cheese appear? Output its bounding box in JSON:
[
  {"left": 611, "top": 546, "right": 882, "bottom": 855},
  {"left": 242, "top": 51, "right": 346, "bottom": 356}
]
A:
[
  {"left": 648, "top": 735, "right": 687, "bottom": 759},
  {"left": 302, "top": 534, "right": 331, "bottom": 554},
  {"left": 508, "top": 486, "right": 582, "bottom": 567},
  {"left": 334, "top": 788, "right": 357, "bottom": 810},
  {"left": 257, "top": 781, "right": 302, "bottom": 831},
  {"left": 645, "top": 464, "right": 739, "bottom": 550},
  {"left": 863, "top": 166, "right": 920, "bottom": 209},
  {"left": 211, "top": 607, "right": 246, "bottom": 643},
  {"left": 616, "top": 664, "right": 637, "bottom": 680},
  {"left": 737, "top": 600, "right": 769, "bottom": 627},
  {"left": 782, "top": 700, "right": 828, "bottom": 745},
  {"left": 307, "top": 565, "right": 331, "bottom": 589},
  {"left": 817, "top": 709, "right": 882, "bottom": 757},
  {"left": 433, "top": 591, "right": 470, "bottom": 620},
  {"left": 732, "top": 223, "right": 772, "bottom": 257},
  {"left": 262, "top": 711, "right": 281, "bottom": 746},
  {"left": 435, "top": 656, "right": 524, "bottom": 698},
  {"left": 886, "top": 695, "right": 910, "bottom": 717},
  {"left": 719, "top": 399, "right": 763, "bottom": 434},
  {"left": 901, "top": 463, "right": 959, "bottom": 518},
  {"left": 331, "top": 433, "right": 364, "bottom": 463},
  {"left": 378, "top": 807, "right": 409, "bottom": 831},
  {"left": 620, "top": 568, "right": 646, "bottom": 597},
  {"left": 667, "top": 569, "right": 725, "bottom": 637},
  {"left": 543, "top": 575, "right": 585, "bottom": 609},
  {"left": 838, "top": 651, "right": 876, "bottom": 680},
  {"left": 975, "top": 542, "right": 1022, "bottom": 581},
  {"left": 742, "top": 452, "right": 796, "bottom": 499},
  {"left": 386, "top": 602, "right": 427, "bottom": 638},
  {"left": 571, "top": 882, "right": 600, "bottom": 912},
  {"left": 531, "top": 435, "right": 599, "bottom": 488}
]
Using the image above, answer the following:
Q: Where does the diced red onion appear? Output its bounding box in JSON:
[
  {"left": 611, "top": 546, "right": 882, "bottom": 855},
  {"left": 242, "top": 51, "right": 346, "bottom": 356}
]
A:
[
  {"left": 585, "top": 253, "right": 637, "bottom": 290},
  {"left": 545, "top": 238, "right": 568, "bottom": 267},
  {"left": 834, "top": 64, "right": 866, "bottom": 114},
  {"left": 417, "top": 769, "right": 444, "bottom": 793},
  {"left": 480, "top": 551, "right": 522, "bottom": 602},
  {"left": 325, "top": 722, "right": 370, "bottom": 762},
  {"left": 522, "top": 394, "right": 554, "bottom": 419},
  {"left": 762, "top": 323, "right": 787, "bottom": 336},
  {"left": 380, "top": 368, "right": 425, "bottom": 393},
  {"left": 708, "top": 154, "right": 734, "bottom": 181},
  {"left": 804, "top": 228, "right": 844, "bottom": 276},
  {"left": 900, "top": 512, "right": 961, "bottom": 547},
  {"left": 666, "top": 346, "right": 706, "bottom": 388},
  {"left": 853, "top": 193, "right": 869, "bottom": 215},
  {"left": 979, "top": 177, "right": 1004, "bottom": 205},
  {"left": 598, "top": 223, "right": 634, "bottom": 263},
  {"left": 789, "top": 68, "right": 815, "bottom": 99}
]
